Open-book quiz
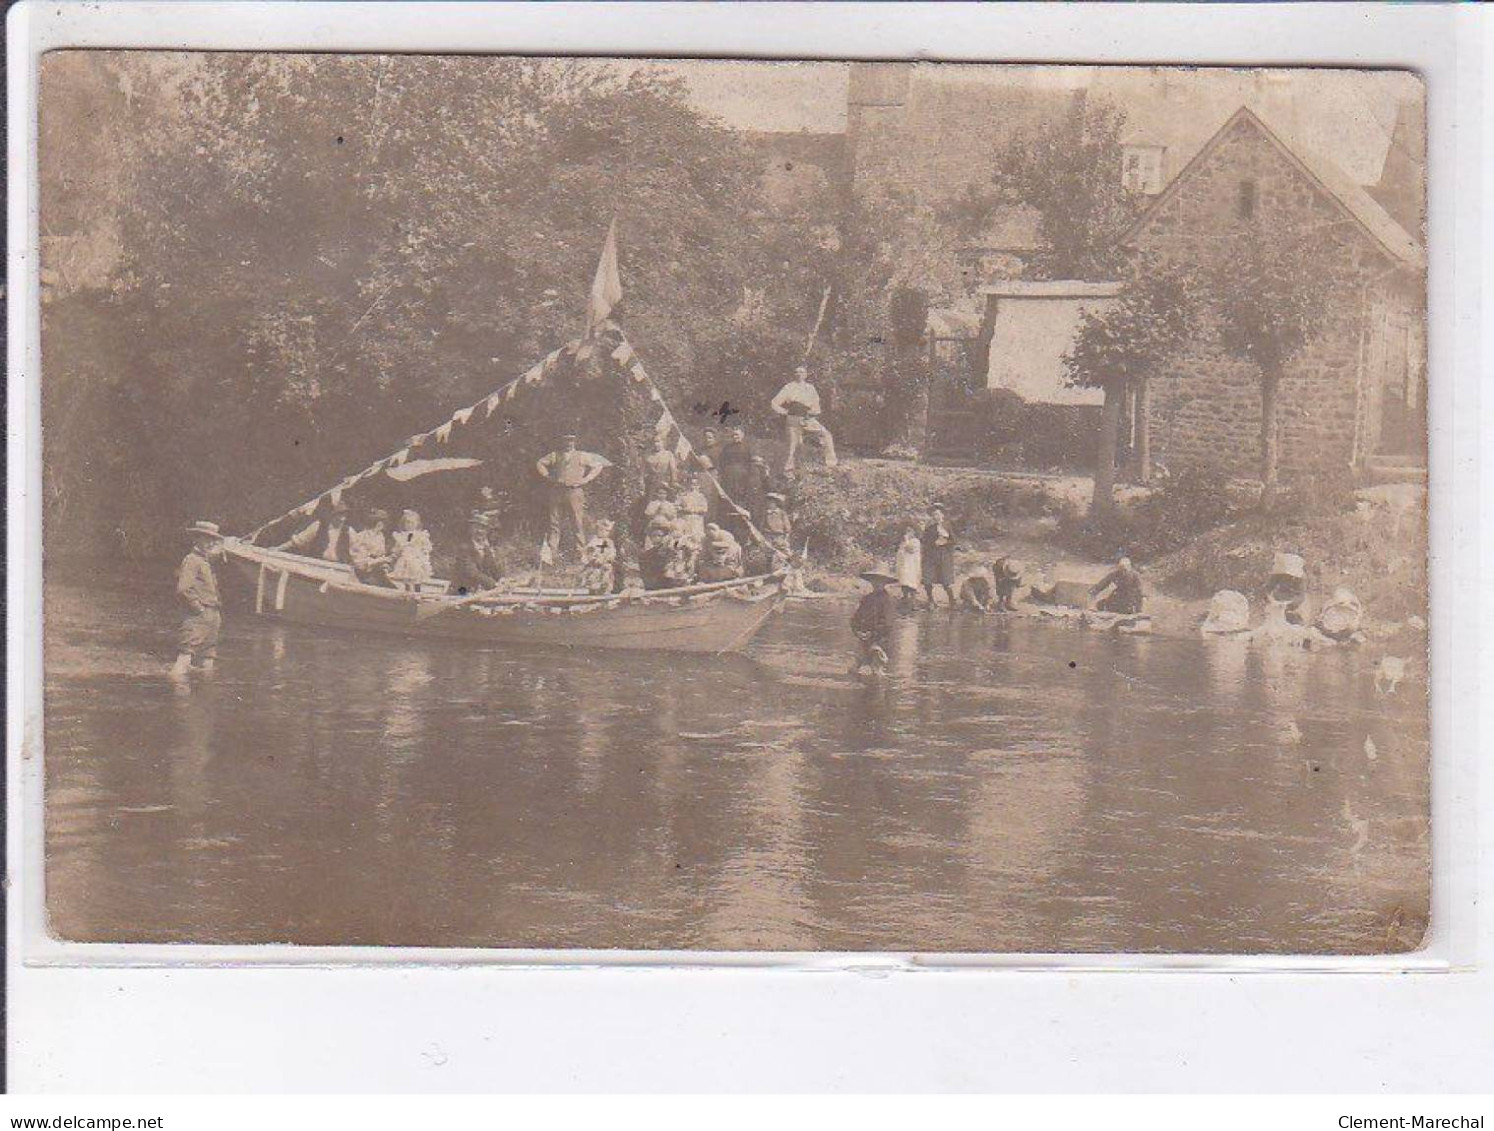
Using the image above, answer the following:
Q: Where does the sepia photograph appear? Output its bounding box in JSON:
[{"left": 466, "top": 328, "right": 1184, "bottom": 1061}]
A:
[{"left": 39, "top": 55, "right": 1429, "bottom": 954}]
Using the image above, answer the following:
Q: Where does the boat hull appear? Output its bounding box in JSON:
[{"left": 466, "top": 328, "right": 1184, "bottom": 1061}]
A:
[{"left": 222, "top": 543, "right": 786, "bottom": 654}]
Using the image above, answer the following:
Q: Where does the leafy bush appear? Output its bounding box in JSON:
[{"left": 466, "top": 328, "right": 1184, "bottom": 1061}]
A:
[
  {"left": 1055, "top": 466, "right": 1236, "bottom": 562},
  {"left": 790, "top": 462, "right": 1060, "bottom": 569}
]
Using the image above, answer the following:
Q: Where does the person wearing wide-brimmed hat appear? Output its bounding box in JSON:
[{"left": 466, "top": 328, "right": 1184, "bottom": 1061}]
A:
[
  {"left": 171, "top": 520, "right": 224, "bottom": 679},
  {"left": 1265, "top": 550, "right": 1308, "bottom": 625},
  {"left": 851, "top": 569, "right": 901, "bottom": 674},
  {"left": 535, "top": 433, "right": 608, "bottom": 559}
]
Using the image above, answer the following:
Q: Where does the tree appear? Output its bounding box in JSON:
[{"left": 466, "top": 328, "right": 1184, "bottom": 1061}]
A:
[
  {"left": 39, "top": 54, "right": 832, "bottom": 559},
  {"left": 948, "top": 97, "right": 1143, "bottom": 281},
  {"left": 1063, "top": 267, "right": 1199, "bottom": 515},
  {"left": 1205, "top": 234, "right": 1335, "bottom": 507}
]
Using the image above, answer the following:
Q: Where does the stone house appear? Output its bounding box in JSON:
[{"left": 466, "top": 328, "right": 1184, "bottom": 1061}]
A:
[{"left": 1122, "top": 106, "right": 1426, "bottom": 482}]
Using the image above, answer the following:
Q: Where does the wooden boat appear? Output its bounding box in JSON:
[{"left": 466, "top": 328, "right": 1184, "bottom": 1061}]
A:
[{"left": 221, "top": 540, "right": 788, "bottom": 654}]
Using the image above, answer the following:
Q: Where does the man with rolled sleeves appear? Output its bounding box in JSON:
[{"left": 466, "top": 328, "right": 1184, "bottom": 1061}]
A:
[
  {"left": 535, "top": 433, "right": 609, "bottom": 559},
  {"left": 171, "top": 520, "right": 224, "bottom": 680}
]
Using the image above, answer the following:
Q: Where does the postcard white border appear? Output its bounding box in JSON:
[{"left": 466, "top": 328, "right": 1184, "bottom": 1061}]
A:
[{"left": 7, "top": 0, "right": 1488, "bottom": 1091}]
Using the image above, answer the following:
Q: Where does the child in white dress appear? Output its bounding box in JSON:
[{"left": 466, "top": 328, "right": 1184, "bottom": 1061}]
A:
[{"left": 387, "top": 509, "right": 434, "bottom": 590}]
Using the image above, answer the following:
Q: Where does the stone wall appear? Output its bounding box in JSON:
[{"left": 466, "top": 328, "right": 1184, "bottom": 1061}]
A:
[{"left": 1131, "top": 113, "right": 1414, "bottom": 481}]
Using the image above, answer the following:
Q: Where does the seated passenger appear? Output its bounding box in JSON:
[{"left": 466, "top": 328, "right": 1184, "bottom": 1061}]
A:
[
  {"left": 348, "top": 508, "right": 392, "bottom": 585},
  {"left": 276, "top": 496, "right": 352, "bottom": 562},
  {"left": 696, "top": 523, "right": 744, "bottom": 583},
  {"left": 639, "top": 514, "right": 692, "bottom": 591},
  {"left": 582, "top": 519, "right": 619, "bottom": 595},
  {"left": 448, "top": 513, "right": 503, "bottom": 596},
  {"left": 387, "top": 509, "right": 434, "bottom": 591}
]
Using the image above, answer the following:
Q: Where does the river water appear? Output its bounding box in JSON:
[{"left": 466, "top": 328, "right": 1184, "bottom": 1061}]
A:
[{"left": 42, "top": 580, "right": 1428, "bottom": 953}]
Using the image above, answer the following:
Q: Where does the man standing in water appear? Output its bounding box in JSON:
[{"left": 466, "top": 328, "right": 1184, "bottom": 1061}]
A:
[
  {"left": 535, "top": 433, "right": 609, "bottom": 559},
  {"left": 171, "top": 520, "right": 224, "bottom": 680},
  {"left": 851, "top": 570, "right": 900, "bottom": 675}
]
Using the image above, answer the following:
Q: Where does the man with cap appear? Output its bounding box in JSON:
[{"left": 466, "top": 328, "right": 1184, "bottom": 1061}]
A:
[
  {"left": 447, "top": 512, "right": 504, "bottom": 597},
  {"left": 535, "top": 433, "right": 609, "bottom": 558},
  {"left": 172, "top": 520, "right": 224, "bottom": 680},
  {"left": 771, "top": 364, "right": 838, "bottom": 474},
  {"left": 275, "top": 496, "right": 352, "bottom": 563},
  {"left": 643, "top": 429, "right": 681, "bottom": 502}
]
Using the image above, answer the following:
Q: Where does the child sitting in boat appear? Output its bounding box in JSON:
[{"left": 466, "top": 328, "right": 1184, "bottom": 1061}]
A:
[
  {"left": 678, "top": 473, "right": 711, "bottom": 546},
  {"left": 696, "top": 523, "right": 744, "bottom": 583},
  {"left": 581, "top": 520, "right": 619, "bottom": 595},
  {"left": 387, "top": 509, "right": 434, "bottom": 590}
]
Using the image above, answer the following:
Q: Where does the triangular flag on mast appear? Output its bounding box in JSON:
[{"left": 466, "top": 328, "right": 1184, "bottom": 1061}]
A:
[{"left": 585, "top": 218, "right": 622, "bottom": 336}]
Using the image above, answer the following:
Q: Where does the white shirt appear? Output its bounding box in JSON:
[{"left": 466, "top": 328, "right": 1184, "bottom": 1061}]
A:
[{"left": 771, "top": 380, "right": 822, "bottom": 418}]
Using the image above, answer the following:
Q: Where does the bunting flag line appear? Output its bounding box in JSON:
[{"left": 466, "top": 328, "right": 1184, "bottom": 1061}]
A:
[{"left": 245, "top": 320, "right": 772, "bottom": 551}]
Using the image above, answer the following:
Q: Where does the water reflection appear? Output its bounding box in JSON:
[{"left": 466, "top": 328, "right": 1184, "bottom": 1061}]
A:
[{"left": 43, "top": 583, "right": 1429, "bottom": 953}]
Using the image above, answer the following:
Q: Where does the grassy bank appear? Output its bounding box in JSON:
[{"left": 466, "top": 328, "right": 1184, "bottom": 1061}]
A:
[{"left": 788, "top": 458, "right": 1427, "bottom": 639}]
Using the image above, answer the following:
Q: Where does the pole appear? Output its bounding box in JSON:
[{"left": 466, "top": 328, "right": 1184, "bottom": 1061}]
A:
[{"left": 801, "top": 287, "right": 832, "bottom": 364}]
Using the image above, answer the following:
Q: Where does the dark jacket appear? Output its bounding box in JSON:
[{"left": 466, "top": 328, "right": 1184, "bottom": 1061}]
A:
[
  {"left": 448, "top": 541, "right": 503, "bottom": 594},
  {"left": 851, "top": 587, "right": 898, "bottom": 645}
]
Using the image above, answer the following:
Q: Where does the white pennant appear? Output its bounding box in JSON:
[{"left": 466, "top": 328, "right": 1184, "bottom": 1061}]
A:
[
  {"left": 673, "top": 434, "right": 693, "bottom": 461},
  {"left": 435, "top": 422, "right": 453, "bottom": 444},
  {"left": 389, "top": 449, "right": 410, "bottom": 468},
  {"left": 485, "top": 391, "right": 504, "bottom": 417},
  {"left": 630, "top": 364, "right": 648, "bottom": 384},
  {"left": 611, "top": 341, "right": 635, "bottom": 365},
  {"left": 299, "top": 500, "right": 319, "bottom": 517},
  {"left": 453, "top": 406, "right": 474, "bottom": 425}
]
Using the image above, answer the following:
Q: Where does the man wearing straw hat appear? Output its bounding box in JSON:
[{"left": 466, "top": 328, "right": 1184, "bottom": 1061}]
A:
[
  {"left": 171, "top": 520, "right": 224, "bottom": 680},
  {"left": 850, "top": 568, "right": 901, "bottom": 675}
]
